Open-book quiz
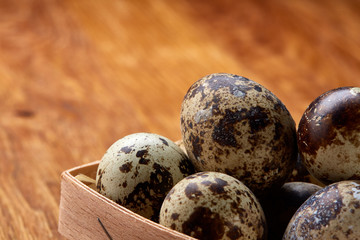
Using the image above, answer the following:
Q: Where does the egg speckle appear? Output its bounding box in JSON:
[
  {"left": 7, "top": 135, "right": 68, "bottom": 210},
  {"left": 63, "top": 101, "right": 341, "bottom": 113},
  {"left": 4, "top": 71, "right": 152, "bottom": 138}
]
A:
[
  {"left": 283, "top": 180, "right": 360, "bottom": 239},
  {"left": 96, "top": 133, "right": 195, "bottom": 222},
  {"left": 298, "top": 86, "right": 360, "bottom": 184},
  {"left": 180, "top": 73, "right": 297, "bottom": 195},
  {"left": 159, "top": 171, "right": 267, "bottom": 240}
]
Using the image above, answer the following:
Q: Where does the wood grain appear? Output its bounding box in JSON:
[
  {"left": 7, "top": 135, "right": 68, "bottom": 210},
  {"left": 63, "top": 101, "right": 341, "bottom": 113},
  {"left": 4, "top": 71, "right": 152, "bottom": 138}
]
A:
[{"left": 0, "top": 0, "right": 359, "bottom": 239}]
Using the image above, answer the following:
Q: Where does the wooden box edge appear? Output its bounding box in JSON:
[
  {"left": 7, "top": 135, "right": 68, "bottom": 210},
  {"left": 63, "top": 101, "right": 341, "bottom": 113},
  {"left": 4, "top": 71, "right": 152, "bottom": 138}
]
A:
[{"left": 58, "top": 161, "right": 194, "bottom": 240}]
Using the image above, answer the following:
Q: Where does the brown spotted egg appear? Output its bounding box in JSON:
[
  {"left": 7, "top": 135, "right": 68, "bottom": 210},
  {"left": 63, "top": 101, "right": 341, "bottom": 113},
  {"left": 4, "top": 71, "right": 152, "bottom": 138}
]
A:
[
  {"left": 283, "top": 180, "right": 360, "bottom": 239},
  {"left": 96, "top": 133, "right": 195, "bottom": 222},
  {"left": 298, "top": 87, "right": 360, "bottom": 184},
  {"left": 159, "top": 171, "right": 267, "bottom": 240},
  {"left": 180, "top": 73, "right": 297, "bottom": 195}
]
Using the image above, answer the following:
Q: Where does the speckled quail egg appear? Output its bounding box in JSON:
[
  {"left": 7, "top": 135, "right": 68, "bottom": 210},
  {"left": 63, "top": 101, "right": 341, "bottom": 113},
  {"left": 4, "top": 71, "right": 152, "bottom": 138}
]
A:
[
  {"left": 159, "top": 171, "right": 267, "bottom": 240},
  {"left": 260, "top": 182, "right": 322, "bottom": 240},
  {"left": 298, "top": 86, "right": 360, "bottom": 184},
  {"left": 283, "top": 180, "right": 360, "bottom": 239},
  {"left": 180, "top": 73, "right": 297, "bottom": 196},
  {"left": 96, "top": 133, "right": 195, "bottom": 222}
]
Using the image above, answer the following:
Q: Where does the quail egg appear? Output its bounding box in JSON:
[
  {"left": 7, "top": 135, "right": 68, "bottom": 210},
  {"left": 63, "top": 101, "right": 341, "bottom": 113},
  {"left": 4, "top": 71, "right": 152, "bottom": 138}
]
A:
[
  {"left": 180, "top": 73, "right": 297, "bottom": 195},
  {"left": 283, "top": 180, "right": 360, "bottom": 239},
  {"left": 260, "top": 182, "right": 322, "bottom": 240},
  {"left": 298, "top": 86, "right": 360, "bottom": 184},
  {"left": 159, "top": 171, "right": 267, "bottom": 240},
  {"left": 96, "top": 133, "right": 195, "bottom": 222}
]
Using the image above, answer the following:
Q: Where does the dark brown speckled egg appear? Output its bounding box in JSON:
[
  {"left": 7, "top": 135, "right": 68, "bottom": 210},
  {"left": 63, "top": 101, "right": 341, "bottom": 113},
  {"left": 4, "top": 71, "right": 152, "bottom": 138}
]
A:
[
  {"left": 95, "top": 133, "right": 195, "bottom": 222},
  {"left": 180, "top": 73, "right": 297, "bottom": 195},
  {"left": 283, "top": 180, "right": 360, "bottom": 239},
  {"left": 159, "top": 171, "right": 267, "bottom": 240},
  {"left": 298, "top": 87, "right": 360, "bottom": 184},
  {"left": 260, "top": 182, "right": 322, "bottom": 240}
]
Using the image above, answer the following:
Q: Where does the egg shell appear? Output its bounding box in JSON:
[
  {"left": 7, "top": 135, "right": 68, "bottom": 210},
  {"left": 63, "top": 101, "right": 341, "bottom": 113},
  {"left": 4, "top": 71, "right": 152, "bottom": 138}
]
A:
[
  {"left": 283, "top": 180, "right": 360, "bottom": 239},
  {"left": 96, "top": 133, "right": 195, "bottom": 222},
  {"left": 180, "top": 73, "right": 297, "bottom": 195},
  {"left": 260, "top": 182, "right": 322, "bottom": 240},
  {"left": 298, "top": 86, "right": 360, "bottom": 184},
  {"left": 159, "top": 171, "right": 267, "bottom": 240},
  {"left": 288, "top": 154, "right": 325, "bottom": 187}
]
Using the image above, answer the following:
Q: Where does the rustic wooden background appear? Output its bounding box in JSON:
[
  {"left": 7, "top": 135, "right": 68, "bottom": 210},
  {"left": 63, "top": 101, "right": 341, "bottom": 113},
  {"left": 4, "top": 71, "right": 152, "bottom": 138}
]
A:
[{"left": 0, "top": 0, "right": 359, "bottom": 239}]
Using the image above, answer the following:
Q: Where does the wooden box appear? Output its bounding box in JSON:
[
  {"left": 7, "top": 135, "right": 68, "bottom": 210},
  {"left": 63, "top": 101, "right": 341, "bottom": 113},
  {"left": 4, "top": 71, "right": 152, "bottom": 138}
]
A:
[{"left": 58, "top": 161, "right": 194, "bottom": 240}]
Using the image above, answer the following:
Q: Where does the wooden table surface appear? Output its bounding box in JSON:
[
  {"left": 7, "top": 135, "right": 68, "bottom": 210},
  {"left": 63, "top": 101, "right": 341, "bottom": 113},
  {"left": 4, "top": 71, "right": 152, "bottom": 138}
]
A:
[{"left": 1, "top": 0, "right": 359, "bottom": 239}]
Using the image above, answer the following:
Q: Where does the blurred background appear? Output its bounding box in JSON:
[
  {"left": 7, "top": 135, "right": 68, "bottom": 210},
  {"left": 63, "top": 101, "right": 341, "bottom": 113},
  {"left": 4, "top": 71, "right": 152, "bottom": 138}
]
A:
[{"left": 0, "top": 0, "right": 359, "bottom": 238}]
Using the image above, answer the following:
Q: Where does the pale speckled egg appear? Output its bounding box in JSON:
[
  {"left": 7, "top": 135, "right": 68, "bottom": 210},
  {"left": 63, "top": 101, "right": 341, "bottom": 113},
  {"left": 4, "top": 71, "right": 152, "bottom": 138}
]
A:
[
  {"left": 283, "top": 180, "right": 360, "bottom": 239},
  {"left": 260, "top": 182, "right": 322, "bottom": 240},
  {"left": 96, "top": 133, "right": 195, "bottom": 222},
  {"left": 298, "top": 87, "right": 360, "bottom": 184},
  {"left": 159, "top": 171, "right": 267, "bottom": 240},
  {"left": 180, "top": 73, "right": 297, "bottom": 196}
]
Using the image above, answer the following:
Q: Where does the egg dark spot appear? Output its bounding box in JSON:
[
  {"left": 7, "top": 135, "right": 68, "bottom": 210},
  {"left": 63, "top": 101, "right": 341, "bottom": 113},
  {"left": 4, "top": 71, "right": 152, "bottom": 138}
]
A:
[
  {"left": 96, "top": 179, "right": 102, "bottom": 192},
  {"left": 159, "top": 138, "right": 169, "bottom": 146},
  {"left": 180, "top": 116, "right": 186, "bottom": 128},
  {"left": 201, "top": 180, "right": 212, "bottom": 186},
  {"left": 171, "top": 213, "right": 180, "bottom": 220},
  {"left": 185, "top": 175, "right": 197, "bottom": 179},
  {"left": 185, "top": 182, "right": 203, "bottom": 200},
  {"left": 254, "top": 85, "right": 262, "bottom": 92},
  {"left": 189, "top": 133, "right": 204, "bottom": 159},
  {"left": 237, "top": 208, "right": 248, "bottom": 222},
  {"left": 119, "top": 162, "right": 132, "bottom": 173},
  {"left": 120, "top": 145, "right": 133, "bottom": 154},
  {"left": 188, "top": 121, "right": 193, "bottom": 129},
  {"left": 136, "top": 149, "right": 151, "bottom": 165},
  {"left": 136, "top": 149, "right": 147, "bottom": 158},
  {"left": 345, "top": 228, "right": 354, "bottom": 237},
  {"left": 139, "top": 158, "right": 150, "bottom": 165},
  {"left": 209, "top": 178, "right": 228, "bottom": 195},
  {"left": 96, "top": 169, "right": 103, "bottom": 192},
  {"left": 212, "top": 109, "right": 241, "bottom": 147},
  {"left": 182, "top": 207, "right": 225, "bottom": 240},
  {"left": 225, "top": 221, "right": 243, "bottom": 240},
  {"left": 247, "top": 106, "right": 271, "bottom": 133}
]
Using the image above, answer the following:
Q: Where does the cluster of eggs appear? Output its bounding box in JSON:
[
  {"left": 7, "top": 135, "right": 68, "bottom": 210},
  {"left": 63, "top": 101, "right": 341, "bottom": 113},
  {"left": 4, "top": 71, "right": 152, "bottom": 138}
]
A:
[{"left": 96, "top": 73, "right": 360, "bottom": 240}]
